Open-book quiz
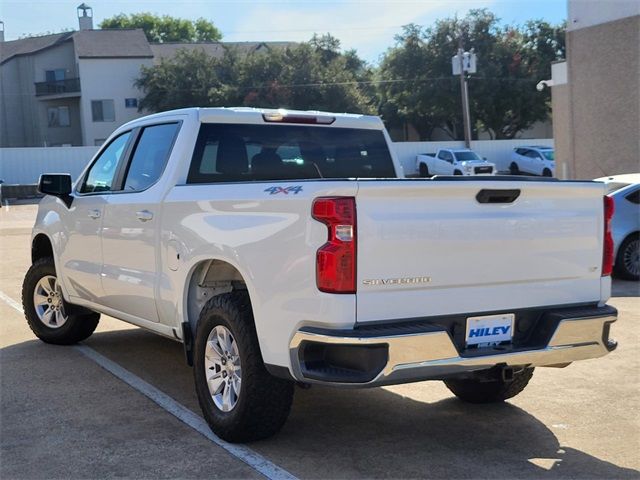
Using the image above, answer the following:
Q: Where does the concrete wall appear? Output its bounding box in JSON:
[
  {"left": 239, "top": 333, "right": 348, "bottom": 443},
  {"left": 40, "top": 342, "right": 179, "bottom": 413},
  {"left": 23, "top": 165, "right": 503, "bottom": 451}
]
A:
[
  {"left": 566, "top": 15, "right": 640, "bottom": 179},
  {"left": 568, "top": 0, "right": 640, "bottom": 31},
  {"left": 77, "top": 58, "right": 151, "bottom": 146}
]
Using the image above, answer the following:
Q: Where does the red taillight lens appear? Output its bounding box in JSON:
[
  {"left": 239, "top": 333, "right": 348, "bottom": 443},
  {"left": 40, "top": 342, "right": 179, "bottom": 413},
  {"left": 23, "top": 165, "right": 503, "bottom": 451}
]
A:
[
  {"left": 312, "top": 197, "right": 356, "bottom": 293},
  {"left": 602, "top": 195, "right": 615, "bottom": 276}
]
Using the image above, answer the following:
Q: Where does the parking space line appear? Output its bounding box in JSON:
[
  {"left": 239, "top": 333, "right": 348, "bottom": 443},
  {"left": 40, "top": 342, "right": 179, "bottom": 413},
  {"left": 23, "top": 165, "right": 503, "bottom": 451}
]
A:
[{"left": 0, "top": 290, "right": 297, "bottom": 480}]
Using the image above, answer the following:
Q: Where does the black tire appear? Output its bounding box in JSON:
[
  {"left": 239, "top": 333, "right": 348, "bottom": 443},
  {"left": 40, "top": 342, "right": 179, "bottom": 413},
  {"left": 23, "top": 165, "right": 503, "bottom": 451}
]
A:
[
  {"left": 193, "top": 291, "right": 294, "bottom": 442},
  {"left": 22, "top": 257, "right": 100, "bottom": 345},
  {"left": 453, "top": 170, "right": 463, "bottom": 176},
  {"left": 614, "top": 233, "right": 640, "bottom": 281},
  {"left": 419, "top": 163, "right": 430, "bottom": 178},
  {"left": 509, "top": 162, "right": 520, "bottom": 175},
  {"left": 542, "top": 168, "right": 553, "bottom": 177},
  {"left": 444, "top": 368, "right": 534, "bottom": 404}
]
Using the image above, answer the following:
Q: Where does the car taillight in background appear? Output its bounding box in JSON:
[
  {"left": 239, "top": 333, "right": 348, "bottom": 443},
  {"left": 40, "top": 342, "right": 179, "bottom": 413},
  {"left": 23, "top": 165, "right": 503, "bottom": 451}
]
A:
[
  {"left": 602, "top": 195, "right": 615, "bottom": 276},
  {"left": 312, "top": 197, "right": 356, "bottom": 293}
]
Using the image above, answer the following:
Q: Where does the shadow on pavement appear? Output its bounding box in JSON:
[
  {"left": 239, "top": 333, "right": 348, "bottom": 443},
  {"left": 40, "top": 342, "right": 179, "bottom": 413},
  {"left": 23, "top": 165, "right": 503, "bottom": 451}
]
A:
[
  {"left": 611, "top": 279, "right": 640, "bottom": 298},
  {"left": 3, "top": 328, "right": 637, "bottom": 479}
]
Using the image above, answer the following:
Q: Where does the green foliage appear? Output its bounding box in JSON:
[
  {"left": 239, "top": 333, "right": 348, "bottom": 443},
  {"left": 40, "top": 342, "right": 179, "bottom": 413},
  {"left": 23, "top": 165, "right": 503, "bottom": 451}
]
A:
[
  {"left": 135, "top": 34, "right": 375, "bottom": 114},
  {"left": 99, "top": 13, "right": 221, "bottom": 42},
  {"left": 378, "top": 9, "right": 565, "bottom": 139}
]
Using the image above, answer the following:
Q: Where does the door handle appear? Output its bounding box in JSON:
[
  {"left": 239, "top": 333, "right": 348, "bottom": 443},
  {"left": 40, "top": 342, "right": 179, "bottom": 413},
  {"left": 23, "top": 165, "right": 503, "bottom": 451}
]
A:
[
  {"left": 136, "top": 210, "right": 154, "bottom": 222},
  {"left": 87, "top": 209, "right": 101, "bottom": 219}
]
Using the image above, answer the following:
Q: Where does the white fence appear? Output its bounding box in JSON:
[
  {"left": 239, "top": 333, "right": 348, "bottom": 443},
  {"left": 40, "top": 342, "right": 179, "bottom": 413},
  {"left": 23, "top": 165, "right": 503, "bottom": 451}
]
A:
[
  {"left": 393, "top": 139, "right": 554, "bottom": 174},
  {"left": 0, "top": 139, "right": 554, "bottom": 185},
  {"left": 0, "top": 147, "right": 99, "bottom": 185}
]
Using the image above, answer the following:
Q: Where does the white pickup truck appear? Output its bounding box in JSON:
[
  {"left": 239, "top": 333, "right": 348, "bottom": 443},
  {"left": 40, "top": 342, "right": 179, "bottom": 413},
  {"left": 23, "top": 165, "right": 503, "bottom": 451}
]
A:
[
  {"left": 23, "top": 107, "right": 617, "bottom": 442},
  {"left": 416, "top": 148, "right": 496, "bottom": 177}
]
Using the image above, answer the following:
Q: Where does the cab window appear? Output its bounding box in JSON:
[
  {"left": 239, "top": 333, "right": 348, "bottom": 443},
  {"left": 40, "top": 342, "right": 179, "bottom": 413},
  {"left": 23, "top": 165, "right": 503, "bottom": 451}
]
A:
[{"left": 79, "top": 131, "right": 131, "bottom": 193}]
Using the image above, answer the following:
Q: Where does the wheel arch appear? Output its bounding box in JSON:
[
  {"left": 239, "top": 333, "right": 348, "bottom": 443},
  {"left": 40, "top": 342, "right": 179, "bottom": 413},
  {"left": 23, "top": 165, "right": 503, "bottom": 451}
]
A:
[
  {"left": 32, "top": 233, "right": 54, "bottom": 264},
  {"left": 182, "top": 258, "right": 258, "bottom": 337}
]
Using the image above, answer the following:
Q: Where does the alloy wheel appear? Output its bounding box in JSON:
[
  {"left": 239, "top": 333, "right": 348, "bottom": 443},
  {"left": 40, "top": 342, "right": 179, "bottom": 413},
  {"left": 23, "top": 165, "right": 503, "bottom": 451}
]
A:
[
  {"left": 204, "top": 325, "right": 242, "bottom": 412},
  {"left": 33, "top": 275, "right": 68, "bottom": 328}
]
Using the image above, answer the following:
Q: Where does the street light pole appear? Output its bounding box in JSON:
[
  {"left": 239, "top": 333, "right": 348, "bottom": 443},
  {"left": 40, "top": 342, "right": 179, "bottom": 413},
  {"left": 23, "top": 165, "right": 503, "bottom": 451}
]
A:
[{"left": 457, "top": 45, "right": 472, "bottom": 148}]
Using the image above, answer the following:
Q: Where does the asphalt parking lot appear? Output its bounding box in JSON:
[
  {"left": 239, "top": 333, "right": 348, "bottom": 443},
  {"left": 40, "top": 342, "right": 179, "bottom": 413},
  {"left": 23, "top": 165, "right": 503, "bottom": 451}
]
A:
[{"left": 1, "top": 203, "right": 639, "bottom": 479}]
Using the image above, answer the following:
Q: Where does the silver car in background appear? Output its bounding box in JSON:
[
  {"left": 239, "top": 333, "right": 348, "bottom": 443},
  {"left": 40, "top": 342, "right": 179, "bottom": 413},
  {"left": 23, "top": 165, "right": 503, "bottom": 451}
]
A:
[{"left": 596, "top": 174, "right": 640, "bottom": 280}]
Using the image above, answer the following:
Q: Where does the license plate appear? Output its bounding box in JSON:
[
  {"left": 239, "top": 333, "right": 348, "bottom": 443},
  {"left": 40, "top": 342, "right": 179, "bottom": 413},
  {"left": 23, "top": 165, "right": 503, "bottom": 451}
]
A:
[{"left": 465, "top": 314, "right": 514, "bottom": 347}]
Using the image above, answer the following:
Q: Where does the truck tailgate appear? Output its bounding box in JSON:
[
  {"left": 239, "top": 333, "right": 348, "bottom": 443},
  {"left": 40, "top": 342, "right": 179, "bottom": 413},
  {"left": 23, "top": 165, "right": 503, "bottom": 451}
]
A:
[{"left": 355, "top": 179, "right": 606, "bottom": 323}]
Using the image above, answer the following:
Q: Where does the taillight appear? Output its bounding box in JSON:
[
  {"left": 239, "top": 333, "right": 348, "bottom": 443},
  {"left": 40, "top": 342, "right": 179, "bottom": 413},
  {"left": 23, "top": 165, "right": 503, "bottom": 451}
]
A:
[
  {"left": 602, "top": 195, "right": 615, "bottom": 276},
  {"left": 312, "top": 197, "right": 356, "bottom": 293}
]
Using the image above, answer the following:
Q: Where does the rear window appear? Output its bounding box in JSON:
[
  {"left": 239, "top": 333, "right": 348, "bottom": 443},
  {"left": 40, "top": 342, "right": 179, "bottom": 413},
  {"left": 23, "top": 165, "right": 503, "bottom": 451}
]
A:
[{"left": 187, "top": 123, "right": 396, "bottom": 184}]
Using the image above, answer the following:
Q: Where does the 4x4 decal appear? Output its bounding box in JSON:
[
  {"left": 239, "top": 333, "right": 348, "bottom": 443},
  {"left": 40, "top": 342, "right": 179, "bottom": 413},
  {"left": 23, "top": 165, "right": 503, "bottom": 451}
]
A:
[{"left": 264, "top": 186, "right": 303, "bottom": 195}]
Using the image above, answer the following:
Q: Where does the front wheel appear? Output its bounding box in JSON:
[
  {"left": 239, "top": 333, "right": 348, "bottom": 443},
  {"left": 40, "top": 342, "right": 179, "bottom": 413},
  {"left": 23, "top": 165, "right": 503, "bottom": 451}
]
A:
[
  {"left": 542, "top": 168, "right": 553, "bottom": 177},
  {"left": 509, "top": 162, "right": 520, "bottom": 175},
  {"left": 22, "top": 257, "right": 100, "bottom": 345},
  {"left": 453, "top": 170, "right": 463, "bottom": 176},
  {"left": 614, "top": 233, "right": 640, "bottom": 281},
  {"left": 444, "top": 367, "right": 534, "bottom": 403},
  {"left": 193, "top": 291, "right": 294, "bottom": 442}
]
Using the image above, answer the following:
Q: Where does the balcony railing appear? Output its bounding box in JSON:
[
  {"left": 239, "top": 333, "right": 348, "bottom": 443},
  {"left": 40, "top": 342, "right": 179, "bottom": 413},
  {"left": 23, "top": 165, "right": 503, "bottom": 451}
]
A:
[{"left": 35, "top": 78, "right": 81, "bottom": 96}]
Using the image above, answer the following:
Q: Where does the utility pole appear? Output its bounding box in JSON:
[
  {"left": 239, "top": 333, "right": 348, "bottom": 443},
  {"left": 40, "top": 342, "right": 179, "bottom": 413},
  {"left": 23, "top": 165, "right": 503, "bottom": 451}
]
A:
[{"left": 453, "top": 38, "right": 475, "bottom": 148}]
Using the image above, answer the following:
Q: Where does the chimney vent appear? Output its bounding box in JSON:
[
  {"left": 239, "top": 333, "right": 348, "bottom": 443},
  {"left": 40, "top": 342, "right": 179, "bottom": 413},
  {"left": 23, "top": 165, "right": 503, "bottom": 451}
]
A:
[
  {"left": 0, "top": 21, "right": 5, "bottom": 42},
  {"left": 77, "top": 3, "right": 93, "bottom": 31}
]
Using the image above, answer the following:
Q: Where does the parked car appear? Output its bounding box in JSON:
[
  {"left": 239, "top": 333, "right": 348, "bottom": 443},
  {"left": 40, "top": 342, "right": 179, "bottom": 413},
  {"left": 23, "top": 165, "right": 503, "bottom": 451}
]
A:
[
  {"left": 416, "top": 148, "right": 496, "bottom": 177},
  {"left": 23, "top": 107, "right": 617, "bottom": 443},
  {"left": 596, "top": 174, "right": 640, "bottom": 280},
  {"left": 506, "top": 146, "right": 555, "bottom": 176}
]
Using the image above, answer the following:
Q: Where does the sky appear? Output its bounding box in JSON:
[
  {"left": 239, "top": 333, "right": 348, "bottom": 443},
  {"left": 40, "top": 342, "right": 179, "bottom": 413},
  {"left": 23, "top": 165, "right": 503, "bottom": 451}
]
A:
[{"left": 0, "top": 0, "right": 567, "bottom": 62}]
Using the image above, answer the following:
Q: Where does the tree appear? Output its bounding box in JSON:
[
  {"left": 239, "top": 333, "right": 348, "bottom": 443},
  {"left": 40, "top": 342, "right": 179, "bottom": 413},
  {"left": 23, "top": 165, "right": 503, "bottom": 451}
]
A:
[
  {"left": 378, "top": 10, "right": 565, "bottom": 140},
  {"left": 135, "top": 35, "right": 375, "bottom": 115},
  {"left": 99, "top": 13, "right": 221, "bottom": 43}
]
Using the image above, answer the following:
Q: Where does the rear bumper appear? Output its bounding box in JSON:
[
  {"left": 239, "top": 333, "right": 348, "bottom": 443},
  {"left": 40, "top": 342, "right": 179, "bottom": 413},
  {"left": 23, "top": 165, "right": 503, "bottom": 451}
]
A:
[{"left": 288, "top": 305, "right": 617, "bottom": 387}]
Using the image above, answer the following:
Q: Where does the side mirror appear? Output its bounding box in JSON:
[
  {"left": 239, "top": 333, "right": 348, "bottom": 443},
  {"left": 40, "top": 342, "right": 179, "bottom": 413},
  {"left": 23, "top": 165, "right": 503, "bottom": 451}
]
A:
[{"left": 38, "top": 174, "right": 73, "bottom": 207}]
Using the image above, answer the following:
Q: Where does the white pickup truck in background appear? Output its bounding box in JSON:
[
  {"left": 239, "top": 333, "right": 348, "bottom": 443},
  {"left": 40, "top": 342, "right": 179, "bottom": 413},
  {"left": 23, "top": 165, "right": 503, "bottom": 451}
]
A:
[
  {"left": 23, "top": 107, "right": 617, "bottom": 443},
  {"left": 416, "top": 148, "right": 496, "bottom": 177}
]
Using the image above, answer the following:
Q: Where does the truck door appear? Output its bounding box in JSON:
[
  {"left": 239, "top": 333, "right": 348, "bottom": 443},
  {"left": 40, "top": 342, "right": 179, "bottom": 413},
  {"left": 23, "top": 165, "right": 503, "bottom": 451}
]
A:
[
  {"left": 437, "top": 150, "right": 455, "bottom": 175},
  {"left": 100, "top": 122, "right": 181, "bottom": 323},
  {"left": 60, "top": 131, "right": 133, "bottom": 302}
]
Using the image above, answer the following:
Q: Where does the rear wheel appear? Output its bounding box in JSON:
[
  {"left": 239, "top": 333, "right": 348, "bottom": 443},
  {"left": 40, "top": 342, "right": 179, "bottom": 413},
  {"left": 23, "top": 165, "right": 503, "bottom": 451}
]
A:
[
  {"left": 193, "top": 291, "right": 295, "bottom": 442},
  {"left": 22, "top": 257, "right": 100, "bottom": 345},
  {"left": 419, "top": 163, "right": 430, "bottom": 178},
  {"left": 444, "top": 367, "right": 534, "bottom": 403},
  {"left": 614, "top": 233, "right": 640, "bottom": 281},
  {"left": 509, "top": 162, "right": 520, "bottom": 175},
  {"left": 542, "top": 168, "right": 553, "bottom": 177}
]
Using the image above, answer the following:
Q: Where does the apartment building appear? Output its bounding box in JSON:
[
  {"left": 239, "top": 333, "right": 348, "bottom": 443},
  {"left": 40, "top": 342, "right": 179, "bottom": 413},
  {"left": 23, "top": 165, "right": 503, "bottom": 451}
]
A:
[{"left": 0, "top": 5, "right": 292, "bottom": 147}]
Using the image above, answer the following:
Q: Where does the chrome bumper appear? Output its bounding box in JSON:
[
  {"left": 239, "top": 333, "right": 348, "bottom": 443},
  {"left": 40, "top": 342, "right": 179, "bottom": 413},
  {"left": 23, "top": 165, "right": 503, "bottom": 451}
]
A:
[{"left": 289, "top": 307, "right": 617, "bottom": 387}]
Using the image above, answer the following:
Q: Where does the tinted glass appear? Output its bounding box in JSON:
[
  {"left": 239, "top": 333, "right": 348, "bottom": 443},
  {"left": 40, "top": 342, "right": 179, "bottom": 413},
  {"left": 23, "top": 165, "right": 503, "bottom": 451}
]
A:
[
  {"left": 541, "top": 150, "right": 555, "bottom": 160},
  {"left": 80, "top": 131, "right": 131, "bottom": 193},
  {"left": 123, "top": 123, "right": 180, "bottom": 191},
  {"left": 187, "top": 124, "right": 396, "bottom": 183},
  {"left": 625, "top": 189, "right": 639, "bottom": 204},
  {"left": 455, "top": 151, "right": 481, "bottom": 161}
]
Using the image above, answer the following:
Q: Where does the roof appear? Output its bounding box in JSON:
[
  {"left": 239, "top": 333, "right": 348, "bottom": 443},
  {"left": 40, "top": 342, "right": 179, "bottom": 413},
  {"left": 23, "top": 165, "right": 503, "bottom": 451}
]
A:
[
  {"left": 150, "top": 41, "right": 295, "bottom": 63},
  {"left": 73, "top": 29, "right": 153, "bottom": 58},
  {"left": 0, "top": 28, "right": 153, "bottom": 64},
  {"left": 0, "top": 32, "right": 73, "bottom": 64}
]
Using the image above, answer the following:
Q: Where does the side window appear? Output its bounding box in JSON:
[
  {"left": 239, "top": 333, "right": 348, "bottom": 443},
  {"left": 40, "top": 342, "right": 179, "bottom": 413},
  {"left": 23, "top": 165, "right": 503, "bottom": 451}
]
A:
[
  {"left": 625, "top": 189, "right": 640, "bottom": 205},
  {"left": 437, "top": 150, "right": 447, "bottom": 160},
  {"left": 123, "top": 123, "right": 180, "bottom": 192},
  {"left": 515, "top": 148, "right": 525, "bottom": 155},
  {"left": 79, "top": 131, "right": 131, "bottom": 193}
]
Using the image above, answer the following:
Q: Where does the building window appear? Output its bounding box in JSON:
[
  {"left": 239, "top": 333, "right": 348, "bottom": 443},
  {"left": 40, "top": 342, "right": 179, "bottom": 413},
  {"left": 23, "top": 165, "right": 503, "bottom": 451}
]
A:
[
  {"left": 47, "top": 106, "right": 70, "bottom": 127},
  {"left": 45, "top": 69, "right": 65, "bottom": 82},
  {"left": 125, "top": 98, "right": 138, "bottom": 108},
  {"left": 91, "top": 99, "right": 115, "bottom": 122}
]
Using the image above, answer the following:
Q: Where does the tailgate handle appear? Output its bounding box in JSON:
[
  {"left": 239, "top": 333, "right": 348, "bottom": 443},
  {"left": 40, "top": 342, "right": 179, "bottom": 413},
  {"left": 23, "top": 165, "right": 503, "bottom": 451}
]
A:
[{"left": 476, "top": 189, "right": 520, "bottom": 204}]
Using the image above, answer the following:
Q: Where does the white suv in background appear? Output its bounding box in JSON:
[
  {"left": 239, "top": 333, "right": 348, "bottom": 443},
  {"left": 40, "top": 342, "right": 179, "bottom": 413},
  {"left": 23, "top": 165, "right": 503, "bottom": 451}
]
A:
[{"left": 509, "top": 146, "right": 555, "bottom": 177}]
